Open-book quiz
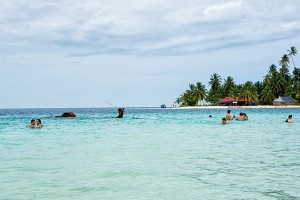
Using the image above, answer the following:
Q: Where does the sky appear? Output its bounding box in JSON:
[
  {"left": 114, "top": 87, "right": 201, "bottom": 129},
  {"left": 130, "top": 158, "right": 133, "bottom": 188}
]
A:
[{"left": 1, "top": 0, "right": 300, "bottom": 108}]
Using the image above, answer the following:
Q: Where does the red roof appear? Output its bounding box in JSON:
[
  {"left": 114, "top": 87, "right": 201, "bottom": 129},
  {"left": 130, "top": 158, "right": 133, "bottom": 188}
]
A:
[
  {"left": 218, "top": 97, "right": 238, "bottom": 103},
  {"left": 218, "top": 97, "right": 251, "bottom": 103}
]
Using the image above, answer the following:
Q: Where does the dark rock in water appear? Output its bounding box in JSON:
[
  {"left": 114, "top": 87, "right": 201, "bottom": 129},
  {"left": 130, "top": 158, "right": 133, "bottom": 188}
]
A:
[
  {"left": 55, "top": 112, "right": 76, "bottom": 118},
  {"left": 161, "top": 104, "right": 166, "bottom": 109},
  {"left": 116, "top": 108, "right": 124, "bottom": 118}
]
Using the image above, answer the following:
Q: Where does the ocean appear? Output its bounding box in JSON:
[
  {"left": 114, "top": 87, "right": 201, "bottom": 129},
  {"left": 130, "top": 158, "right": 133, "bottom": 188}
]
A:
[{"left": 0, "top": 107, "right": 299, "bottom": 199}]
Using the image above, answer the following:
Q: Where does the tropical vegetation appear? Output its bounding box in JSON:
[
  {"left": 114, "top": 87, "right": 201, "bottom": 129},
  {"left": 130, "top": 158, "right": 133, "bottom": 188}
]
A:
[{"left": 176, "top": 46, "right": 300, "bottom": 106}]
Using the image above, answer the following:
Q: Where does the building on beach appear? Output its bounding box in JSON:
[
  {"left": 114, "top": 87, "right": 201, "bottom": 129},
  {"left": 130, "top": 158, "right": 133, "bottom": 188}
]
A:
[
  {"left": 218, "top": 97, "right": 250, "bottom": 106},
  {"left": 273, "top": 96, "right": 298, "bottom": 106}
]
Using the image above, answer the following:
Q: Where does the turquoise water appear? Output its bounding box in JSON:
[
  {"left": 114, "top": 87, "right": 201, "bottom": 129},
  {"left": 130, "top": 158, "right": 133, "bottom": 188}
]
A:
[{"left": 0, "top": 108, "right": 299, "bottom": 200}]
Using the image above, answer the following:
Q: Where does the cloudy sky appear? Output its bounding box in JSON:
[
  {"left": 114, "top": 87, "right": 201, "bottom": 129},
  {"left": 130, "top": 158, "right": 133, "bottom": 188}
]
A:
[{"left": 1, "top": 0, "right": 300, "bottom": 108}]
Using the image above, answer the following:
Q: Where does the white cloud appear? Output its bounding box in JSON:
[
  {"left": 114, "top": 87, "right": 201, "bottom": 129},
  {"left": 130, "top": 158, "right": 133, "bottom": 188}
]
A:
[{"left": 203, "top": 0, "right": 242, "bottom": 15}]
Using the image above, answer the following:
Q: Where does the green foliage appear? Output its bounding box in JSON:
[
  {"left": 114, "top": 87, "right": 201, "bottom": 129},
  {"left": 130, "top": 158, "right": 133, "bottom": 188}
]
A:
[
  {"left": 178, "top": 82, "right": 207, "bottom": 106},
  {"left": 252, "top": 100, "right": 259, "bottom": 105},
  {"left": 239, "top": 81, "right": 258, "bottom": 104},
  {"left": 176, "top": 46, "right": 300, "bottom": 105},
  {"left": 261, "top": 86, "right": 275, "bottom": 104}
]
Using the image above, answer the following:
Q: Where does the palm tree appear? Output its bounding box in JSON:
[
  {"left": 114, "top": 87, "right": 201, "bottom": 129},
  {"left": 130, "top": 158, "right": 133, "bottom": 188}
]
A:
[
  {"left": 208, "top": 73, "right": 222, "bottom": 93},
  {"left": 175, "top": 97, "right": 181, "bottom": 106},
  {"left": 261, "top": 86, "right": 275, "bottom": 104},
  {"left": 181, "top": 89, "right": 197, "bottom": 106},
  {"left": 254, "top": 81, "right": 263, "bottom": 98},
  {"left": 271, "top": 73, "right": 286, "bottom": 97},
  {"left": 223, "top": 76, "right": 235, "bottom": 96},
  {"left": 263, "top": 74, "right": 272, "bottom": 85},
  {"left": 239, "top": 81, "right": 258, "bottom": 105},
  {"left": 229, "top": 87, "right": 240, "bottom": 99},
  {"left": 292, "top": 67, "right": 300, "bottom": 87},
  {"left": 295, "top": 82, "right": 300, "bottom": 100},
  {"left": 279, "top": 54, "right": 290, "bottom": 68},
  {"left": 288, "top": 46, "right": 297, "bottom": 68},
  {"left": 268, "top": 64, "right": 277, "bottom": 76},
  {"left": 194, "top": 82, "right": 207, "bottom": 102}
]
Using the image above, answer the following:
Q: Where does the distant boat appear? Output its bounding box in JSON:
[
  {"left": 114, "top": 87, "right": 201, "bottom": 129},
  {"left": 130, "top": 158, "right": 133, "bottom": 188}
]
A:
[{"left": 161, "top": 104, "right": 166, "bottom": 109}]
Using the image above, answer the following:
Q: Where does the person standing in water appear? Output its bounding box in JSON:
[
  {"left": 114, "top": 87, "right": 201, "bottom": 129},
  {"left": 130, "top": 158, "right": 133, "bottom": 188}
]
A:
[
  {"left": 116, "top": 108, "right": 125, "bottom": 118},
  {"left": 36, "top": 119, "right": 43, "bottom": 128},
  {"left": 226, "top": 110, "right": 235, "bottom": 120},
  {"left": 28, "top": 119, "right": 35, "bottom": 128}
]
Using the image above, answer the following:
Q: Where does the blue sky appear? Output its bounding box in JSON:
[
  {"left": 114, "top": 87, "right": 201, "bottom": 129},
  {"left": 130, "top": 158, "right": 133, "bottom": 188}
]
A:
[{"left": 1, "top": 0, "right": 300, "bottom": 108}]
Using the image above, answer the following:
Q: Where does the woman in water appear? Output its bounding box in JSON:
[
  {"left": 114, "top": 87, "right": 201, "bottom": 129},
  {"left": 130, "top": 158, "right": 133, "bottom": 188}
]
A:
[
  {"left": 286, "top": 115, "right": 293, "bottom": 123},
  {"left": 36, "top": 119, "right": 43, "bottom": 128}
]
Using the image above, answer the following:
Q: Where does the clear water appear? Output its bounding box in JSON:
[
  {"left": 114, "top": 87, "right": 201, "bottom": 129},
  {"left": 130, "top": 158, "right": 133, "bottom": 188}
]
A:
[{"left": 0, "top": 108, "right": 299, "bottom": 200}]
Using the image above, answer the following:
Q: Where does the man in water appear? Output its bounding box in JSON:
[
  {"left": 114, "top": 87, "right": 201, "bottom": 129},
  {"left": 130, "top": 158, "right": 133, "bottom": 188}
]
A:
[
  {"left": 116, "top": 108, "right": 124, "bottom": 118},
  {"left": 36, "top": 119, "right": 43, "bottom": 128},
  {"left": 222, "top": 118, "right": 227, "bottom": 124},
  {"left": 28, "top": 119, "right": 35, "bottom": 128},
  {"left": 286, "top": 115, "right": 293, "bottom": 123},
  {"left": 226, "top": 110, "right": 235, "bottom": 120}
]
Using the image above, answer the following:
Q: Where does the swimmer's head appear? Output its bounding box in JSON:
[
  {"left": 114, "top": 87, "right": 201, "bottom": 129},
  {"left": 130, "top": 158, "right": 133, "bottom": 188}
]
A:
[
  {"left": 222, "top": 118, "right": 227, "bottom": 124},
  {"left": 227, "top": 110, "right": 231, "bottom": 113},
  {"left": 288, "top": 115, "right": 292, "bottom": 119},
  {"left": 36, "top": 119, "right": 41, "bottom": 124},
  {"left": 31, "top": 119, "right": 35, "bottom": 125}
]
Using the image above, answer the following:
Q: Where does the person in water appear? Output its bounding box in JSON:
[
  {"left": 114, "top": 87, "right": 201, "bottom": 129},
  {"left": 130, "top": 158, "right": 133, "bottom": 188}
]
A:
[
  {"left": 222, "top": 118, "right": 227, "bottom": 124},
  {"left": 29, "top": 119, "right": 35, "bottom": 128},
  {"left": 243, "top": 113, "right": 248, "bottom": 121},
  {"left": 209, "top": 115, "right": 213, "bottom": 118},
  {"left": 36, "top": 119, "right": 43, "bottom": 128},
  {"left": 116, "top": 108, "right": 125, "bottom": 118},
  {"left": 235, "top": 112, "right": 244, "bottom": 121},
  {"left": 226, "top": 110, "right": 235, "bottom": 120},
  {"left": 286, "top": 115, "right": 293, "bottom": 123}
]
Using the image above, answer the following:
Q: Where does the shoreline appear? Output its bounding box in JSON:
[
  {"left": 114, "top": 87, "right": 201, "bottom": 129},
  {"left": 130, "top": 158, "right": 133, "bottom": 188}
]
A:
[{"left": 177, "top": 105, "right": 300, "bottom": 109}]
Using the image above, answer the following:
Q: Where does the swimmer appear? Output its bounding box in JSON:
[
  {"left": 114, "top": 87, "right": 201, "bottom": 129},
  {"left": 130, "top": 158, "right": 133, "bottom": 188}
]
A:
[
  {"left": 222, "top": 118, "right": 227, "bottom": 124},
  {"left": 235, "top": 112, "right": 244, "bottom": 121},
  {"left": 209, "top": 115, "right": 213, "bottom": 118},
  {"left": 286, "top": 115, "right": 293, "bottom": 123},
  {"left": 226, "top": 110, "right": 235, "bottom": 120},
  {"left": 28, "top": 119, "right": 35, "bottom": 128},
  {"left": 36, "top": 119, "right": 43, "bottom": 128},
  {"left": 243, "top": 113, "right": 248, "bottom": 121}
]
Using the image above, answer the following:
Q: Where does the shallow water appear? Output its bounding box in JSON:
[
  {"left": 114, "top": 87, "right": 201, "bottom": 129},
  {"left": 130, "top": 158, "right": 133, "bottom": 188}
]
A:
[{"left": 0, "top": 108, "right": 299, "bottom": 200}]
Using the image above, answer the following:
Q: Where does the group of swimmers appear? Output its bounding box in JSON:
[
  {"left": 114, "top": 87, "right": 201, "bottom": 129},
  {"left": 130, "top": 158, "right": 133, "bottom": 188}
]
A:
[
  {"left": 28, "top": 119, "right": 43, "bottom": 128},
  {"left": 221, "top": 110, "right": 293, "bottom": 124},
  {"left": 28, "top": 109, "right": 294, "bottom": 127},
  {"left": 221, "top": 110, "right": 248, "bottom": 124}
]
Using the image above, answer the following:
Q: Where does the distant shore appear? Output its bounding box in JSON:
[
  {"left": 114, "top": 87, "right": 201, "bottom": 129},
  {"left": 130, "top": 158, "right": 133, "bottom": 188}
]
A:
[{"left": 177, "top": 105, "right": 300, "bottom": 109}]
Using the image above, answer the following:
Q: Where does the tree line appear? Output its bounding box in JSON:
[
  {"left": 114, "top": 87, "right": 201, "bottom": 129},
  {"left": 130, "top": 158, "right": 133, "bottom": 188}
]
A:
[{"left": 176, "top": 46, "right": 300, "bottom": 106}]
